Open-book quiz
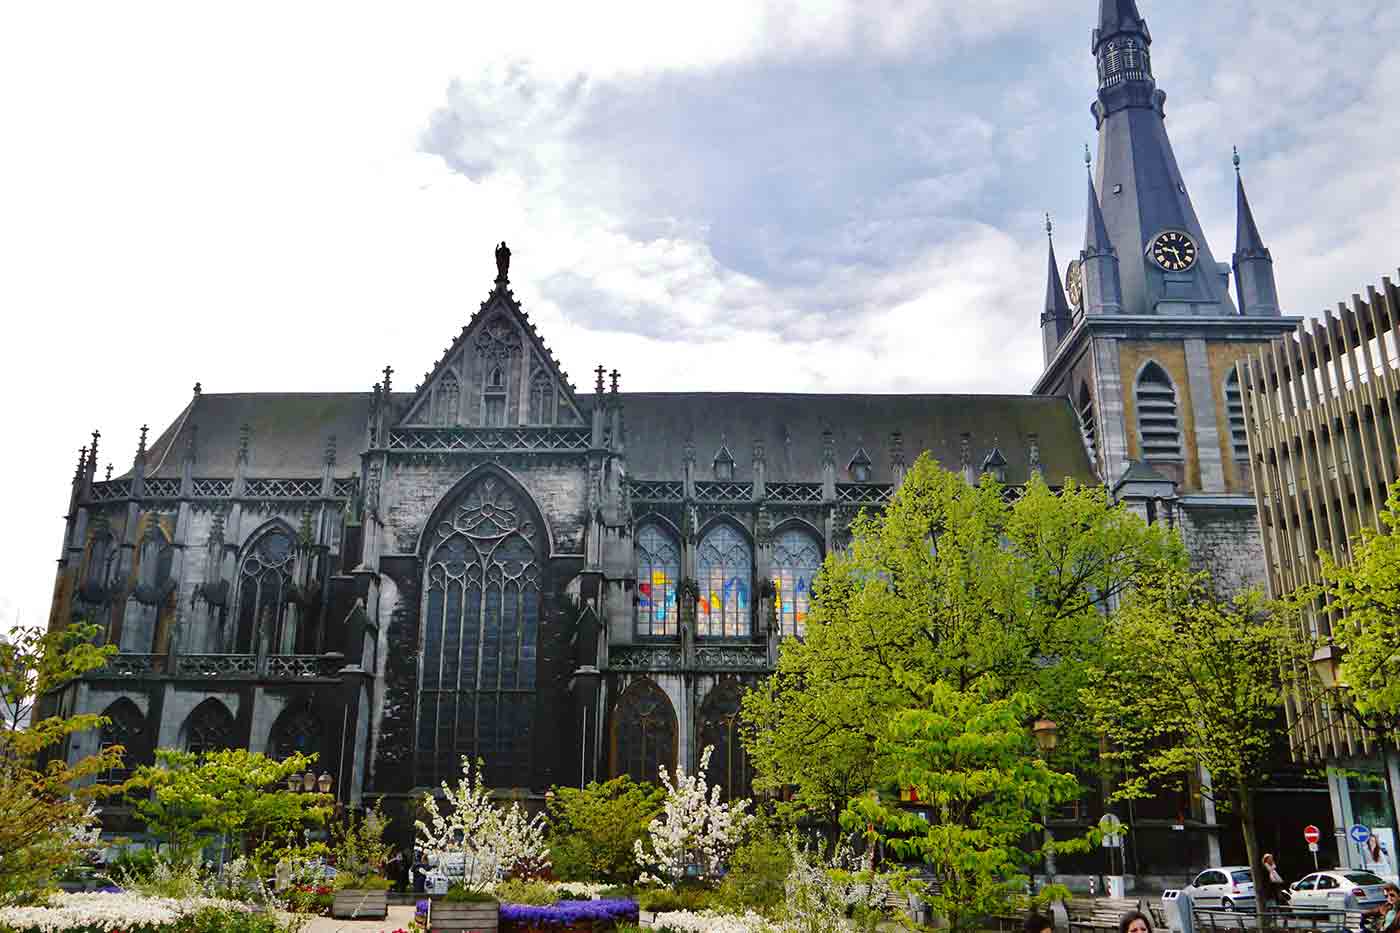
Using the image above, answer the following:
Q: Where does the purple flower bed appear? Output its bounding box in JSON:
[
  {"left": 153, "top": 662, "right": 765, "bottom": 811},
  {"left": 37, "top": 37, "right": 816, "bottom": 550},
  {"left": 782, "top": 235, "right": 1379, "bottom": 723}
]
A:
[{"left": 499, "top": 898, "right": 638, "bottom": 928}]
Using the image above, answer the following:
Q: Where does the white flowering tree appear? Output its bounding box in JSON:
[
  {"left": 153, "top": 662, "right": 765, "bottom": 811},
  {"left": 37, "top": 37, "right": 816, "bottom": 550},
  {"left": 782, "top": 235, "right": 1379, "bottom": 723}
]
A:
[
  {"left": 415, "top": 756, "right": 549, "bottom": 893},
  {"left": 634, "top": 745, "right": 752, "bottom": 886}
]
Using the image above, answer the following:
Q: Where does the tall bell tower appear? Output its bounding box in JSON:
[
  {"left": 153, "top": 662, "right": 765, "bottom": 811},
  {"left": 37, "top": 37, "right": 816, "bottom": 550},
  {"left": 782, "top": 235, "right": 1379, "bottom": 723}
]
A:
[{"left": 1036, "top": 0, "right": 1299, "bottom": 588}]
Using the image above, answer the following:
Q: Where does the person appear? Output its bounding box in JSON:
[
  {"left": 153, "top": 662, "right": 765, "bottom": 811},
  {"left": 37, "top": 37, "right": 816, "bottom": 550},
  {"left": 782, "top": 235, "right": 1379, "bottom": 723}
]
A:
[
  {"left": 1262, "top": 853, "right": 1288, "bottom": 905},
  {"left": 1118, "top": 910, "right": 1152, "bottom": 933},
  {"left": 1364, "top": 884, "right": 1400, "bottom": 933},
  {"left": 1024, "top": 912, "right": 1053, "bottom": 933}
]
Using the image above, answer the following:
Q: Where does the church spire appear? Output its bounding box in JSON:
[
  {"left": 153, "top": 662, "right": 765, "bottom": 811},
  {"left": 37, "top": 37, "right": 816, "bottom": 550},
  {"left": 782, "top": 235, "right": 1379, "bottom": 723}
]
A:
[
  {"left": 1083, "top": 153, "right": 1113, "bottom": 256},
  {"left": 1080, "top": 156, "right": 1123, "bottom": 316},
  {"left": 1041, "top": 215, "right": 1073, "bottom": 366},
  {"left": 1232, "top": 148, "right": 1281, "bottom": 317}
]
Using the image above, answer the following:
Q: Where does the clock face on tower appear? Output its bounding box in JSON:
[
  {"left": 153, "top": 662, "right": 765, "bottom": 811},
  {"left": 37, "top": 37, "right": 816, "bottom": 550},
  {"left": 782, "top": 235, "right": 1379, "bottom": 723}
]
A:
[
  {"left": 1065, "top": 259, "right": 1083, "bottom": 310},
  {"left": 1150, "top": 230, "right": 1198, "bottom": 272}
]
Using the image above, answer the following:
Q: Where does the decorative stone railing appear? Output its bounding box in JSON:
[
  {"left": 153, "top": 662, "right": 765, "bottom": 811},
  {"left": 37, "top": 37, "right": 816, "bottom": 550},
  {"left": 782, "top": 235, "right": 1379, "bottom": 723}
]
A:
[
  {"left": 766, "top": 482, "right": 824, "bottom": 503},
  {"left": 694, "top": 644, "right": 769, "bottom": 671},
  {"left": 176, "top": 654, "right": 258, "bottom": 677},
  {"left": 385, "top": 426, "right": 591, "bottom": 453},
  {"left": 607, "top": 643, "right": 769, "bottom": 673},
  {"left": 102, "top": 653, "right": 162, "bottom": 676},
  {"left": 608, "top": 646, "right": 683, "bottom": 671},
  {"left": 835, "top": 483, "right": 893, "bottom": 505},
  {"left": 84, "top": 476, "right": 355, "bottom": 505},
  {"left": 694, "top": 481, "right": 751, "bottom": 503},
  {"left": 265, "top": 654, "right": 343, "bottom": 679},
  {"left": 626, "top": 480, "right": 685, "bottom": 502}
]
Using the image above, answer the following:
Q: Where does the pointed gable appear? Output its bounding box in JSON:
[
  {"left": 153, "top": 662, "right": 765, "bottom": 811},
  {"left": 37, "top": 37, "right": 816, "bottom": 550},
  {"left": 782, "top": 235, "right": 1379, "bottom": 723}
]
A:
[{"left": 400, "top": 249, "right": 585, "bottom": 428}]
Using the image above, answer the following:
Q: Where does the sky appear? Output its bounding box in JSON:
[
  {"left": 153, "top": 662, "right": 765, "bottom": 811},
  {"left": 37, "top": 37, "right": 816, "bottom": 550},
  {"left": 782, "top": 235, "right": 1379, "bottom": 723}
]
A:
[{"left": 1, "top": 1, "right": 1397, "bottom": 634}]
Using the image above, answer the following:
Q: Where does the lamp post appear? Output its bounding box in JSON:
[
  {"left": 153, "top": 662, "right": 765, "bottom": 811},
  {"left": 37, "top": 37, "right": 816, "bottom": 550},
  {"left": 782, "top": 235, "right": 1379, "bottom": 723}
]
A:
[{"left": 1030, "top": 719, "right": 1060, "bottom": 895}]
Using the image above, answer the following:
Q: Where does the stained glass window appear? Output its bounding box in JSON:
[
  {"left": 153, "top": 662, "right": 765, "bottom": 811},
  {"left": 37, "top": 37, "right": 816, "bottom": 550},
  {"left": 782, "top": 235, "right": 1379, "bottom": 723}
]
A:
[
  {"left": 697, "top": 524, "right": 751, "bottom": 638},
  {"left": 234, "top": 528, "right": 295, "bottom": 654},
  {"left": 771, "top": 527, "right": 821, "bottom": 638},
  {"left": 636, "top": 524, "right": 680, "bottom": 638},
  {"left": 99, "top": 699, "right": 147, "bottom": 784},
  {"left": 418, "top": 474, "right": 540, "bottom": 788},
  {"left": 270, "top": 700, "right": 323, "bottom": 762},
  {"left": 699, "top": 679, "right": 753, "bottom": 801},
  {"left": 183, "top": 699, "right": 235, "bottom": 756},
  {"left": 611, "top": 679, "right": 676, "bottom": 784}
]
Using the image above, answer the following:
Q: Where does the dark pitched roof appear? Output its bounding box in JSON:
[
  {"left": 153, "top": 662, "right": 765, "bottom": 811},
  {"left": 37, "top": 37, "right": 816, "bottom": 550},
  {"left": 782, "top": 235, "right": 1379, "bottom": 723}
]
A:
[
  {"left": 618, "top": 393, "right": 1096, "bottom": 486},
  {"left": 140, "top": 393, "right": 376, "bottom": 478},
  {"left": 1112, "top": 459, "right": 1172, "bottom": 491},
  {"left": 1044, "top": 235, "right": 1071, "bottom": 324},
  {"left": 1084, "top": 170, "right": 1114, "bottom": 255},
  {"left": 1235, "top": 171, "right": 1267, "bottom": 257}
]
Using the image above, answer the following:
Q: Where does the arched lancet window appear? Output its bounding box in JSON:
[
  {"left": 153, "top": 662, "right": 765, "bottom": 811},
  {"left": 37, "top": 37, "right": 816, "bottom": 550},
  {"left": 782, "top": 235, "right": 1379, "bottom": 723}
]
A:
[
  {"left": 434, "top": 372, "right": 461, "bottom": 426},
  {"left": 1077, "top": 383, "right": 1098, "bottom": 463},
  {"left": 182, "top": 698, "right": 235, "bottom": 756},
  {"left": 636, "top": 523, "right": 680, "bottom": 638},
  {"left": 1136, "top": 362, "right": 1182, "bottom": 461},
  {"left": 528, "top": 371, "right": 555, "bottom": 425},
  {"left": 85, "top": 531, "right": 114, "bottom": 589},
  {"left": 611, "top": 678, "right": 676, "bottom": 784},
  {"left": 270, "top": 699, "right": 323, "bottom": 763},
  {"left": 699, "top": 679, "right": 753, "bottom": 801},
  {"left": 418, "top": 474, "right": 540, "bottom": 787},
  {"left": 697, "top": 524, "right": 751, "bottom": 638},
  {"left": 134, "top": 517, "right": 173, "bottom": 603},
  {"left": 98, "top": 698, "right": 147, "bottom": 784},
  {"left": 771, "top": 527, "right": 821, "bottom": 638},
  {"left": 1225, "top": 371, "right": 1249, "bottom": 462},
  {"left": 233, "top": 527, "right": 296, "bottom": 654}
]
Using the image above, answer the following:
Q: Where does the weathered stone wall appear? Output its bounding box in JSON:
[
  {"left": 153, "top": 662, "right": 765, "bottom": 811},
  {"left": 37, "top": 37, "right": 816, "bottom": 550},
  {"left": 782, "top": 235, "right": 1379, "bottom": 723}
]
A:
[{"left": 1179, "top": 500, "right": 1269, "bottom": 594}]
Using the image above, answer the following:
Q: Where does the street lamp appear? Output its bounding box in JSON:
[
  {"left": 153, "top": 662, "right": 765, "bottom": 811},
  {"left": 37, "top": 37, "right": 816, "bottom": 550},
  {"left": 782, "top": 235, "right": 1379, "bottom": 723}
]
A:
[
  {"left": 286, "top": 771, "right": 335, "bottom": 795},
  {"left": 1311, "top": 641, "right": 1347, "bottom": 691},
  {"left": 1033, "top": 719, "right": 1060, "bottom": 755},
  {"left": 317, "top": 772, "right": 333, "bottom": 794}
]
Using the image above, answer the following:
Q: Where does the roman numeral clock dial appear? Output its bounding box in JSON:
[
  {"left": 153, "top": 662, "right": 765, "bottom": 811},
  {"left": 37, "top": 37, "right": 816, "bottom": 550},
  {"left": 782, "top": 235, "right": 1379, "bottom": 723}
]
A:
[{"left": 1150, "top": 231, "right": 1198, "bottom": 272}]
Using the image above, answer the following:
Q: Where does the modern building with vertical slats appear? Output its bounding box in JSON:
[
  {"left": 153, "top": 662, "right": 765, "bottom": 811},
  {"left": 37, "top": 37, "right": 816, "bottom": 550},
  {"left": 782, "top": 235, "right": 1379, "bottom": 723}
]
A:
[{"left": 1237, "top": 272, "right": 1400, "bottom": 865}]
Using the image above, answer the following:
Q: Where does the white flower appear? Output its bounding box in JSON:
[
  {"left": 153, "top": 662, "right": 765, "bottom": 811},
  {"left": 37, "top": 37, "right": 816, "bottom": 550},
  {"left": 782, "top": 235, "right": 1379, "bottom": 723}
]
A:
[
  {"left": 651, "top": 909, "right": 771, "bottom": 933},
  {"left": 552, "top": 881, "right": 609, "bottom": 898},
  {"left": 635, "top": 745, "right": 752, "bottom": 886},
  {"left": 0, "top": 891, "right": 249, "bottom": 933}
]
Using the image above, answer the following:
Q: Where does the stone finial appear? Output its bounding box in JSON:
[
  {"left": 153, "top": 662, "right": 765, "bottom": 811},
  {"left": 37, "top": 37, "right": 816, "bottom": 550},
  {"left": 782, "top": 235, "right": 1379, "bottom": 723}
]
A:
[
  {"left": 889, "top": 431, "right": 905, "bottom": 468},
  {"left": 1029, "top": 433, "right": 1043, "bottom": 476},
  {"left": 1045, "top": 212, "right": 1053, "bottom": 239},
  {"left": 1233, "top": 145, "right": 1241, "bottom": 173},
  {"left": 1084, "top": 142, "right": 1092, "bottom": 167},
  {"left": 105, "top": 463, "right": 113, "bottom": 481},
  {"left": 752, "top": 439, "right": 766, "bottom": 465},
  {"left": 821, "top": 429, "right": 836, "bottom": 467},
  {"left": 595, "top": 365, "right": 606, "bottom": 395},
  {"left": 137, "top": 424, "right": 149, "bottom": 460},
  {"left": 382, "top": 365, "right": 393, "bottom": 396},
  {"left": 75, "top": 446, "right": 88, "bottom": 481},
  {"left": 89, "top": 430, "right": 101, "bottom": 470},
  {"left": 609, "top": 369, "right": 620, "bottom": 394},
  {"left": 324, "top": 435, "right": 337, "bottom": 466},
  {"left": 193, "top": 381, "right": 202, "bottom": 396}
]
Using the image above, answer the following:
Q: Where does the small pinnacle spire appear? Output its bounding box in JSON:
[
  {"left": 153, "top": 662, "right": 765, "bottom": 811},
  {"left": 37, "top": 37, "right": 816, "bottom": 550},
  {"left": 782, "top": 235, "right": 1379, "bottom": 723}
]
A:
[
  {"left": 75, "top": 446, "right": 88, "bottom": 481},
  {"left": 193, "top": 381, "right": 202, "bottom": 396},
  {"left": 105, "top": 464, "right": 113, "bottom": 481},
  {"left": 324, "top": 435, "right": 337, "bottom": 466},
  {"left": 1084, "top": 171, "right": 1114, "bottom": 255},
  {"left": 89, "top": 430, "right": 101, "bottom": 472},
  {"left": 595, "top": 365, "right": 606, "bottom": 395},
  {"left": 382, "top": 365, "right": 393, "bottom": 395},
  {"left": 1045, "top": 213, "right": 1054, "bottom": 239},
  {"left": 1235, "top": 164, "right": 1267, "bottom": 256},
  {"left": 1043, "top": 234, "right": 1071, "bottom": 324},
  {"left": 1233, "top": 145, "right": 1241, "bottom": 173},
  {"left": 137, "top": 424, "right": 149, "bottom": 460},
  {"left": 609, "top": 369, "right": 620, "bottom": 394}
]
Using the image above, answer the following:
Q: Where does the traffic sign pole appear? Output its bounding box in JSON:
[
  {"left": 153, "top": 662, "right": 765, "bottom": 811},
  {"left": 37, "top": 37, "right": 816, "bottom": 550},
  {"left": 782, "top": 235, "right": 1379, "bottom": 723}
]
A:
[{"left": 1304, "top": 826, "right": 1322, "bottom": 871}]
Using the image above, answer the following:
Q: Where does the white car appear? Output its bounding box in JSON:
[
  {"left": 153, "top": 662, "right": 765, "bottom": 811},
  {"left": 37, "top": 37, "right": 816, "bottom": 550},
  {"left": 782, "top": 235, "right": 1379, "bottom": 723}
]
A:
[
  {"left": 1181, "top": 867, "right": 1256, "bottom": 910},
  {"left": 1289, "top": 871, "right": 1388, "bottom": 911}
]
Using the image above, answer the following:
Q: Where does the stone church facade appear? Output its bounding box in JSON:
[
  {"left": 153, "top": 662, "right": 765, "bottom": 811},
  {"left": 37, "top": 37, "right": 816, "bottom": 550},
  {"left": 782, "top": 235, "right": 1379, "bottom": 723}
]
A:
[{"left": 45, "top": 0, "right": 1327, "bottom": 880}]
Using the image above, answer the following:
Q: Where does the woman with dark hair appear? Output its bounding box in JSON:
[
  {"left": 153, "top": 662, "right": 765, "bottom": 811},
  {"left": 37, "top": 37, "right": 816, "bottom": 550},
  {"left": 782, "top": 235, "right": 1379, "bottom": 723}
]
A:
[
  {"left": 1024, "top": 913, "right": 1053, "bottom": 933},
  {"left": 1118, "top": 911, "right": 1151, "bottom": 933}
]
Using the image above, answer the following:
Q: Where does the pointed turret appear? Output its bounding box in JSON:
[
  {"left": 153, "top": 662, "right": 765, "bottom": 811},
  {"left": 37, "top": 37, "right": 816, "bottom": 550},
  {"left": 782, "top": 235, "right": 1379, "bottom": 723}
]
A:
[
  {"left": 1232, "top": 148, "right": 1280, "bottom": 317},
  {"left": 1081, "top": 156, "right": 1123, "bottom": 315},
  {"left": 1095, "top": 0, "right": 1149, "bottom": 51},
  {"left": 1041, "top": 215, "right": 1073, "bottom": 366}
]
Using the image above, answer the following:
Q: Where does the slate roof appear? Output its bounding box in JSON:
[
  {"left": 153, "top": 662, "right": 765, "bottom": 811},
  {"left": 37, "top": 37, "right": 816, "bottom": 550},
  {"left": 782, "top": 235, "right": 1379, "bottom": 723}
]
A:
[{"left": 130, "top": 390, "right": 1097, "bottom": 488}]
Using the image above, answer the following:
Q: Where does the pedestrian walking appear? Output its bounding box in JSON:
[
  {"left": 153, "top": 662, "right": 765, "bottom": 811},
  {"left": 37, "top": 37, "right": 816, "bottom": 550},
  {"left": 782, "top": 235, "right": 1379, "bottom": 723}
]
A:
[
  {"left": 1119, "top": 911, "right": 1152, "bottom": 933},
  {"left": 1262, "top": 853, "right": 1288, "bottom": 905}
]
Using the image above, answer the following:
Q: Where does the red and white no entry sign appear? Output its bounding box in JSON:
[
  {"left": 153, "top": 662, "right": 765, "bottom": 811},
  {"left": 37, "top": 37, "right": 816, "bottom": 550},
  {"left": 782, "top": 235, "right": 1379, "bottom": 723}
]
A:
[{"left": 1304, "top": 825, "right": 1321, "bottom": 844}]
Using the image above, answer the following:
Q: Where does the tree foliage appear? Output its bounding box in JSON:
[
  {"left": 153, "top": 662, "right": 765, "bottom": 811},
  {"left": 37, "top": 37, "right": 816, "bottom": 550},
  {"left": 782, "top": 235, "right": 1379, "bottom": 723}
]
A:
[
  {"left": 1080, "top": 568, "right": 1301, "bottom": 914},
  {"left": 743, "top": 455, "right": 1183, "bottom": 818},
  {"left": 0, "top": 622, "right": 119, "bottom": 905},
  {"left": 546, "top": 775, "right": 663, "bottom": 884},
  {"left": 634, "top": 745, "right": 752, "bottom": 887},
  {"left": 127, "top": 748, "right": 329, "bottom": 863},
  {"left": 1319, "top": 477, "right": 1400, "bottom": 727}
]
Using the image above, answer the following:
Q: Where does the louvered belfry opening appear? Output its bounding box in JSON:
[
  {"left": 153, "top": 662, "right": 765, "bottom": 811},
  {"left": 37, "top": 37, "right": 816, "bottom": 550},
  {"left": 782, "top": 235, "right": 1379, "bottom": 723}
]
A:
[{"left": 1136, "top": 363, "right": 1182, "bottom": 461}]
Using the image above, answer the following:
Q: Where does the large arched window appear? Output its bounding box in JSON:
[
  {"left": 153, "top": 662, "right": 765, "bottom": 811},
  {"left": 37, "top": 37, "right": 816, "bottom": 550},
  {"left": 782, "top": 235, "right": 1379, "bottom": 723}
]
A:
[
  {"left": 233, "top": 526, "right": 295, "bottom": 654},
  {"left": 269, "top": 699, "right": 323, "bottom": 763},
  {"left": 98, "top": 698, "right": 147, "bottom": 784},
  {"left": 771, "top": 527, "right": 821, "bottom": 638},
  {"left": 1225, "top": 371, "right": 1249, "bottom": 463},
  {"left": 418, "top": 473, "right": 540, "bottom": 788},
  {"left": 636, "top": 523, "right": 680, "bottom": 638},
  {"left": 182, "top": 698, "right": 235, "bottom": 756},
  {"left": 611, "top": 679, "right": 676, "bottom": 784},
  {"left": 434, "top": 372, "right": 461, "bottom": 426},
  {"left": 84, "top": 530, "right": 114, "bottom": 590},
  {"left": 699, "top": 680, "right": 753, "bottom": 801},
  {"left": 1136, "top": 362, "right": 1182, "bottom": 461},
  {"left": 697, "top": 524, "right": 751, "bottom": 638},
  {"left": 1077, "top": 382, "right": 1098, "bottom": 463}
]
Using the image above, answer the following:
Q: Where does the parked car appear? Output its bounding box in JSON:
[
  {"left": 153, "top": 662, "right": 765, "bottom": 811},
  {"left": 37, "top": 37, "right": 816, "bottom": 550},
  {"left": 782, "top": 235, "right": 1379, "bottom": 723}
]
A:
[
  {"left": 1181, "top": 867, "right": 1256, "bottom": 910},
  {"left": 1289, "top": 871, "right": 1388, "bottom": 911}
]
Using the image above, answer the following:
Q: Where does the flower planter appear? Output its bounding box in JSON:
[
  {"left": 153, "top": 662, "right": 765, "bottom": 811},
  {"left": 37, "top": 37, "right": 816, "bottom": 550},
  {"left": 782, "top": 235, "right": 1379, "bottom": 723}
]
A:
[
  {"left": 430, "top": 899, "right": 500, "bottom": 933},
  {"left": 331, "top": 888, "right": 389, "bottom": 920}
]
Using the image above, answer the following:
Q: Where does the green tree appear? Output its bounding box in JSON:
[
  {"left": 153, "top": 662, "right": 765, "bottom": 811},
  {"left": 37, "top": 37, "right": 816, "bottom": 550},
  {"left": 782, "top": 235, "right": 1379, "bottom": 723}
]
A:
[
  {"left": 844, "top": 680, "right": 1082, "bottom": 933},
  {"left": 128, "top": 748, "right": 329, "bottom": 864},
  {"left": 1319, "top": 477, "right": 1400, "bottom": 727},
  {"left": 743, "top": 455, "right": 1183, "bottom": 820},
  {"left": 1080, "top": 568, "right": 1301, "bottom": 915},
  {"left": 546, "top": 776, "right": 664, "bottom": 883},
  {"left": 0, "top": 622, "right": 120, "bottom": 904}
]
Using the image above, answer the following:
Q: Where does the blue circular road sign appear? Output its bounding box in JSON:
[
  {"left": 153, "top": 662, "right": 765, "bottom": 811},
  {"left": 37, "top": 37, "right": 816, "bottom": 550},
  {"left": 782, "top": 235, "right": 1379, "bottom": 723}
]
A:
[{"left": 1350, "top": 824, "right": 1373, "bottom": 845}]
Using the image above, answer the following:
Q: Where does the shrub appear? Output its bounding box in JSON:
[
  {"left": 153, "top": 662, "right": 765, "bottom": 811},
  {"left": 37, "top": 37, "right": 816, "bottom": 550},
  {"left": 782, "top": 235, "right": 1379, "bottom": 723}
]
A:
[
  {"left": 547, "top": 776, "right": 663, "bottom": 884},
  {"left": 494, "top": 879, "right": 557, "bottom": 906},
  {"left": 713, "top": 835, "right": 792, "bottom": 916},
  {"left": 636, "top": 888, "right": 713, "bottom": 913}
]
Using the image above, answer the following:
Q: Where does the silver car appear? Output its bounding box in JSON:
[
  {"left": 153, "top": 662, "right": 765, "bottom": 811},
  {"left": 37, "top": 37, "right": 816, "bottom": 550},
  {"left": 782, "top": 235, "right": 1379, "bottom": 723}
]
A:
[
  {"left": 1289, "top": 871, "right": 1388, "bottom": 911},
  {"left": 1182, "top": 866, "right": 1256, "bottom": 910}
]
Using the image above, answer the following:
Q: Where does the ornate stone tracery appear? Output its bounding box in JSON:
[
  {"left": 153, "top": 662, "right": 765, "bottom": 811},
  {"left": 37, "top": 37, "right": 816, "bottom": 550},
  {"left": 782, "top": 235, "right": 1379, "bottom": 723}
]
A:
[{"left": 611, "top": 678, "right": 676, "bottom": 783}]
